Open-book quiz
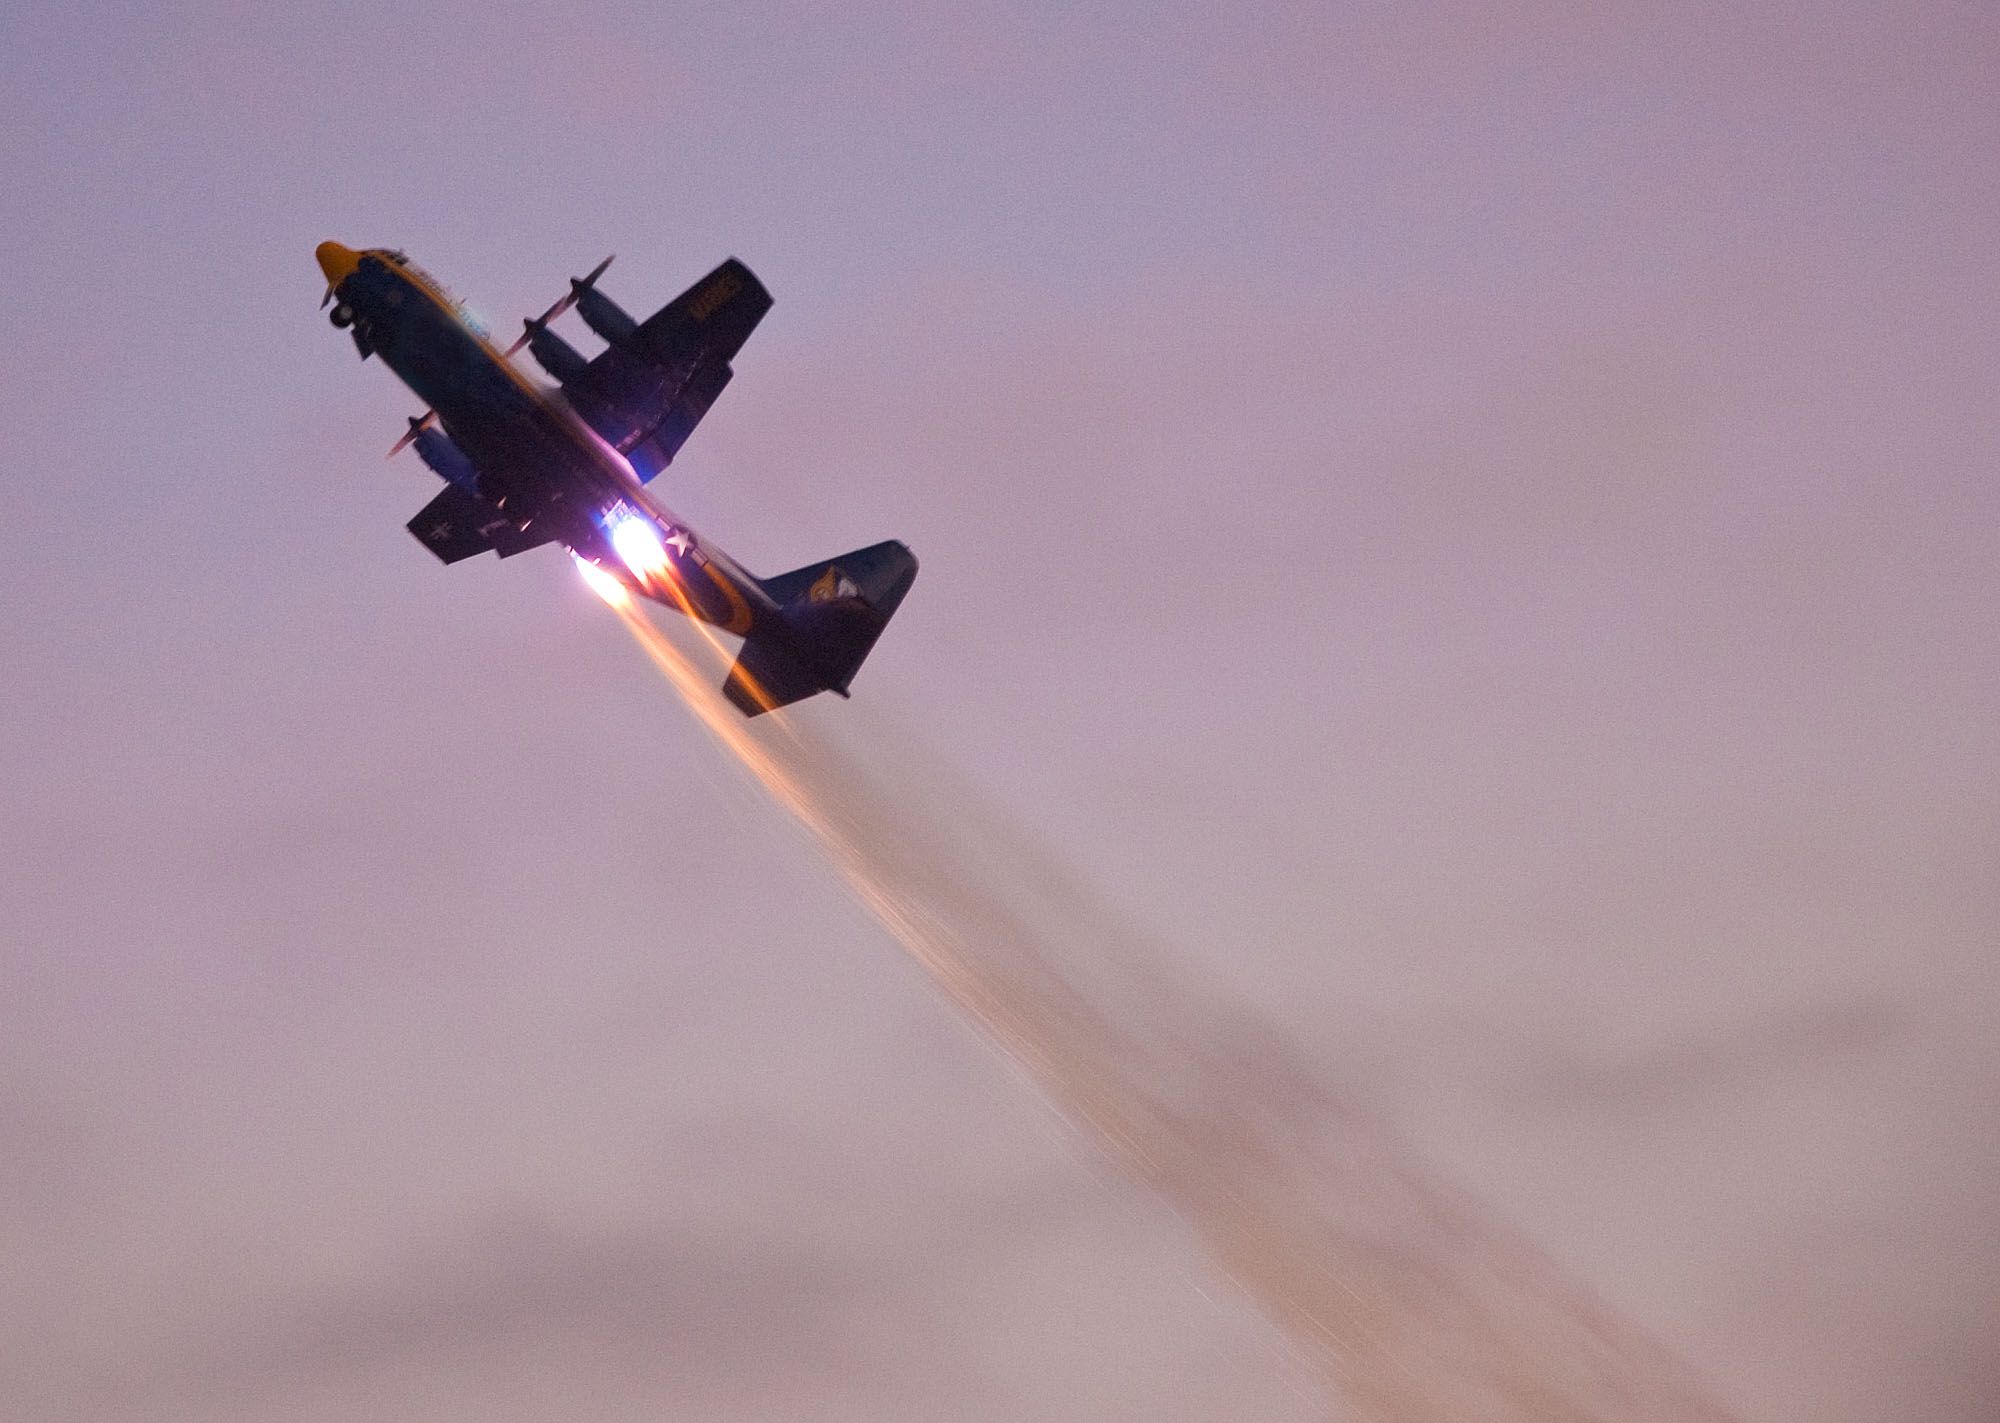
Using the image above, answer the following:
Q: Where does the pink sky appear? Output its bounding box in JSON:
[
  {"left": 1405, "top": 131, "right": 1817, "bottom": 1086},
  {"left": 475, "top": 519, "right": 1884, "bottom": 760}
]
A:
[{"left": 1, "top": 3, "right": 1996, "bottom": 1419}]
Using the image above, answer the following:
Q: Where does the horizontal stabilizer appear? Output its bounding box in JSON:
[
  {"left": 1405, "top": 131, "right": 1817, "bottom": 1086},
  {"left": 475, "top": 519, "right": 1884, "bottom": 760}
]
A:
[
  {"left": 722, "top": 635, "right": 842, "bottom": 717},
  {"left": 722, "top": 540, "right": 918, "bottom": 716}
]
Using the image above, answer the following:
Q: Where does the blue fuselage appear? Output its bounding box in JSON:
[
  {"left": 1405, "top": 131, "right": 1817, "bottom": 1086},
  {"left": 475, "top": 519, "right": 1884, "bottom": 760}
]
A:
[
  {"left": 328, "top": 249, "right": 773, "bottom": 636},
  {"left": 343, "top": 256, "right": 620, "bottom": 529}
]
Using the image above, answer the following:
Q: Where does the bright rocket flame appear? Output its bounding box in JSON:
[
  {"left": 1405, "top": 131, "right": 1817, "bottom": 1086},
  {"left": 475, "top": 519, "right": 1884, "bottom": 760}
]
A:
[
  {"left": 609, "top": 512, "right": 671, "bottom": 580},
  {"left": 571, "top": 552, "right": 631, "bottom": 607}
]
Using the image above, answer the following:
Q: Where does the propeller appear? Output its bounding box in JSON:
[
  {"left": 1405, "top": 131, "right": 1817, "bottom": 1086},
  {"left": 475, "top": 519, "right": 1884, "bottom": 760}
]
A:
[
  {"left": 503, "top": 254, "right": 614, "bottom": 358},
  {"left": 574, "top": 252, "right": 615, "bottom": 292},
  {"left": 387, "top": 410, "right": 435, "bottom": 459}
]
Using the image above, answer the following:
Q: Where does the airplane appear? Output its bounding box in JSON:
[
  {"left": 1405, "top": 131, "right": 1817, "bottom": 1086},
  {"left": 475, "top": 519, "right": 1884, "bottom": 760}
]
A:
[{"left": 314, "top": 242, "right": 917, "bottom": 716}]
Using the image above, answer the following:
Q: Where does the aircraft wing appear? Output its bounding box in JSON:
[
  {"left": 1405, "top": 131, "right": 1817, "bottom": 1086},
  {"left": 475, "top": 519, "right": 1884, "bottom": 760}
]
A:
[
  {"left": 406, "top": 484, "right": 556, "bottom": 564},
  {"left": 579, "top": 259, "right": 772, "bottom": 482}
]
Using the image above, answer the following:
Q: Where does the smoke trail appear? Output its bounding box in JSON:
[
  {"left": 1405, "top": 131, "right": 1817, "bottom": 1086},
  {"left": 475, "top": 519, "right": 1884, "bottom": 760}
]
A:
[{"left": 609, "top": 603, "right": 1738, "bottom": 1422}]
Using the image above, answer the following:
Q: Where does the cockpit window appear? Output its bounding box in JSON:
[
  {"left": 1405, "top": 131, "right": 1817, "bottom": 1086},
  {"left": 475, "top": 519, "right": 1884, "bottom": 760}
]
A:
[{"left": 383, "top": 249, "right": 409, "bottom": 266}]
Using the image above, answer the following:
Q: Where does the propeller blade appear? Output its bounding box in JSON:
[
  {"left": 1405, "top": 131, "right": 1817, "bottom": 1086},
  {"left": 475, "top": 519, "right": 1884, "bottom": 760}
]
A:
[
  {"left": 504, "top": 307, "right": 558, "bottom": 358},
  {"left": 506, "top": 291, "right": 579, "bottom": 356},
  {"left": 387, "top": 411, "right": 435, "bottom": 459},
  {"left": 320, "top": 284, "right": 334, "bottom": 310},
  {"left": 500, "top": 257, "right": 613, "bottom": 358}
]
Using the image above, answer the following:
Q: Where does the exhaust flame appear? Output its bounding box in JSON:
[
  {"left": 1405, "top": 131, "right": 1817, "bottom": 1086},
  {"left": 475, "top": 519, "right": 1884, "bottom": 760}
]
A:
[
  {"left": 609, "top": 512, "right": 671, "bottom": 580},
  {"left": 571, "top": 553, "right": 632, "bottom": 608},
  {"left": 602, "top": 603, "right": 1737, "bottom": 1423}
]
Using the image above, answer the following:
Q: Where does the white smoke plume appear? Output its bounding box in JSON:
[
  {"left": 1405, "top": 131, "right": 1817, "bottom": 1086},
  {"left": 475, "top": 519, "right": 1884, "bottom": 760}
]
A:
[{"left": 613, "top": 602, "right": 1738, "bottom": 1422}]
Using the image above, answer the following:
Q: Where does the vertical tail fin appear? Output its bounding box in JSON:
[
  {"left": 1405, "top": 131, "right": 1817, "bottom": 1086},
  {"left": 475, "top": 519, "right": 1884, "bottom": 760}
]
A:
[{"left": 722, "top": 541, "right": 918, "bottom": 716}]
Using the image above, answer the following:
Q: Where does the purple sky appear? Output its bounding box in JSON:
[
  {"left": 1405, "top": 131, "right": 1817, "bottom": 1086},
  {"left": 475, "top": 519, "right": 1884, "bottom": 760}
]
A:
[{"left": 3, "top": 3, "right": 1997, "bottom": 1419}]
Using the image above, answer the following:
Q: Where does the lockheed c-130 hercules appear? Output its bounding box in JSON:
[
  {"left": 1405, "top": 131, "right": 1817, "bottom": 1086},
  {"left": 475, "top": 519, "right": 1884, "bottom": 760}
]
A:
[{"left": 314, "top": 242, "right": 917, "bottom": 716}]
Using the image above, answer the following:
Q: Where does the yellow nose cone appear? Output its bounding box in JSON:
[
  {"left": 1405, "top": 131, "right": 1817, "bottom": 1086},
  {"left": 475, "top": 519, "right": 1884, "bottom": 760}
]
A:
[{"left": 315, "top": 241, "right": 361, "bottom": 287}]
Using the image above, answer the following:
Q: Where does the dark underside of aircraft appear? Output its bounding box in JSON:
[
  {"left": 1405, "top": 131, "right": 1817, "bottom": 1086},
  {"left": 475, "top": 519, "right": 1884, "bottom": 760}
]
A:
[{"left": 317, "top": 242, "right": 916, "bottom": 715}]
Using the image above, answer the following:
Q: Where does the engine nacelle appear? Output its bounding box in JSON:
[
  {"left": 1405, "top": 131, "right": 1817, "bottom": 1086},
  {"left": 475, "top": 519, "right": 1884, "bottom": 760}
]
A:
[
  {"left": 526, "top": 320, "right": 590, "bottom": 386},
  {"left": 574, "top": 281, "right": 638, "bottom": 346},
  {"left": 413, "top": 426, "right": 481, "bottom": 493}
]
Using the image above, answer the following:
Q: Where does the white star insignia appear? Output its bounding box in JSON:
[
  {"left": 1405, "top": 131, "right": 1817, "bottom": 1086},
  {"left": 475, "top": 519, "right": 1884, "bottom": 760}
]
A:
[{"left": 664, "top": 528, "right": 694, "bottom": 557}]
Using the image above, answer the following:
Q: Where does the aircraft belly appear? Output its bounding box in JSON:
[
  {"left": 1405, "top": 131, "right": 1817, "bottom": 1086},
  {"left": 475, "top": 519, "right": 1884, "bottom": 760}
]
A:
[
  {"left": 360, "top": 258, "right": 774, "bottom": 633},
  {"left": 384, "top": 307, "right": 593, "bottom": 519}
]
